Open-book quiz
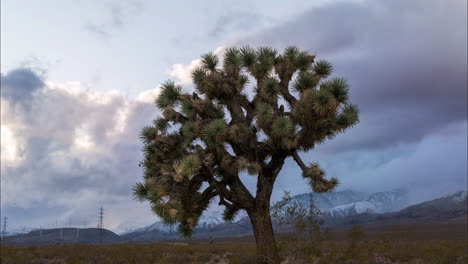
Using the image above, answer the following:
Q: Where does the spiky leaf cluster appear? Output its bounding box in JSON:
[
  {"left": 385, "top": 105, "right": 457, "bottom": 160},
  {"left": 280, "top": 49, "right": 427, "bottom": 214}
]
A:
[
  {"left": 156, "top": 81, "right": 182, "bottom": 108},
  {"left": 134, "top": 46, "right": 359, "bottom": 236},
  {"left": 302, "top": 162, "right": 339, "bottom": 193}
]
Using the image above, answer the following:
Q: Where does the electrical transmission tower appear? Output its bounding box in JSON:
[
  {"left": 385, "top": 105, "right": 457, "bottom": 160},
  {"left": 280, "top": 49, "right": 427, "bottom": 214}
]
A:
[
  {"left": 2, "top": 217, "right": 7, "bottom": 238},
  {"left": 97, "top": 207, "right": 104, "bottom": 244}
]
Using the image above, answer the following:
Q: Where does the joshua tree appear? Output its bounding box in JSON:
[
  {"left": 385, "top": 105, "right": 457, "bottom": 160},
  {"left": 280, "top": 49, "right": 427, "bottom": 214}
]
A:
[{"left": 134, "top": 46, "right": 359, "bottom": 264}]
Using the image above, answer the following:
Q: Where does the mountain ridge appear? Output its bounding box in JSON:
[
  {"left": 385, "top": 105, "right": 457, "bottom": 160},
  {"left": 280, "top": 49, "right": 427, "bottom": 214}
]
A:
[
  {"left": 3, "top": 189, "right": 465, "bottom": 245},
  {"left": 122, "top": 189, "right": 467, "bottom": 242},
  {"left": 128, "top": 189, "right": 408, "bottom": 233},
  {"left": 1, "top": 228, "right": 122, "bottom": 245}
]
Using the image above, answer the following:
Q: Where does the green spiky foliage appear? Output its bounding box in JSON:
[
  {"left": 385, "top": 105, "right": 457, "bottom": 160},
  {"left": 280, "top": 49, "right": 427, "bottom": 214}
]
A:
[{"left": 135, "top": 46, "right": 359, "bottom": 263}]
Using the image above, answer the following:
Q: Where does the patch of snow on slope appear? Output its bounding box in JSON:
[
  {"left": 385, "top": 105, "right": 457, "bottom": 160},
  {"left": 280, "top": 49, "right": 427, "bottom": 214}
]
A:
[
  {"left": 444, "top": 190, "right": 468, "bottom": 203},
  {"left": 323, "top": 189, "right": 408, "bottom": 217},
  {"left": 292, "top": 190, "right": 368, "bottom": 211},
  {"left": 326, "top": 201, "right": 377, "bottom": 217}
]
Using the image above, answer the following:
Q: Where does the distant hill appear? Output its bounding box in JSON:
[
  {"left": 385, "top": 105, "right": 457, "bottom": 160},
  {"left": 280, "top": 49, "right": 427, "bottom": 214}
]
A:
[
  {"left": 4, "top": 190, "right": 466, "bottom": 245},
  {"left": 122, "top": 189, "right": 464, "bottom": 242},
  {"left": 324, "top": 190, "right": 468, "bottom": 227},
  {"left": 395, "top": 190, "right": 467, "bottom": 220},
  {"left": 121, "top": 215, "right": 253, "bottom": 242},
  {"left": 1, "top": 228, "right": 122, "bottom": 245},
  {"left": 122, "top": 189, "right": 408, "bottom": 241}
]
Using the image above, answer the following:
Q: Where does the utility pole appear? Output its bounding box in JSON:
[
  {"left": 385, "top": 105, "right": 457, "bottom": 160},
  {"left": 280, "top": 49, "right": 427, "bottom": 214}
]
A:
[{"left": 98, "top": 207, "right": 104, "bottom": 244}]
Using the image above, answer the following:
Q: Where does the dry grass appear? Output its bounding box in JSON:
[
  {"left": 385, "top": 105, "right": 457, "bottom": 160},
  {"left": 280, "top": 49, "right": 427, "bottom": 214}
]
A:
[
  {"left": 1, "top": 239, "right": 466, "bottom": 264},
  {"left": 0, "top": 243, "right": 256, "bottom": 264},
  {"left": 2, "top": 223, "right": 468, "bottom": 264}
]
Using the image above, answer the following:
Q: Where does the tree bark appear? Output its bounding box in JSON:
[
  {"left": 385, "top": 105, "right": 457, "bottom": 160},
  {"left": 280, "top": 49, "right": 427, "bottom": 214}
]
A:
[
  {"left": 249, "top": 207, "right": 280, "bottom": 264},
  {"left": 247, "top": 153, "right": 286, "bottom": 264}
]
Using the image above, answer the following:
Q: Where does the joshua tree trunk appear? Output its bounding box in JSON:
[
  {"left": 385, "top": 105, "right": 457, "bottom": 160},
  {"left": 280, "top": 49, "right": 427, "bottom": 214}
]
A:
[
  {"left": 249, "top": 206, "right": 280, "bottom": 264},
  {"left": 248, "top": 163, "right": 283, "bottom": 264}
]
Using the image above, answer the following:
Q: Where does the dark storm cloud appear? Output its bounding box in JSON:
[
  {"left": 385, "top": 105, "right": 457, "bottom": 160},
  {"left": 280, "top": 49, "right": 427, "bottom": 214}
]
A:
[
  {"left": 240, "top": 0, "right": 467, "bottom": 152},
  {"left": 1, "top": 68, "right": 44, "bottom": 103},
  {"left": 228, "top": 0, "right": 468, "bottom": 203}
]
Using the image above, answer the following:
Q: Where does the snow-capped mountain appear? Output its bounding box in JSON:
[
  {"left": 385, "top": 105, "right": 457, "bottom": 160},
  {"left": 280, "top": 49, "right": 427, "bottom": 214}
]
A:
[
  {"left": 289, "top": 189, "right": 408, "bottom": 217},
  {"left": 121, "top": 189, "right": 465, "bottom": 242},
  {"left": 443, "top": 190, "right": 467, "bottom": 203},
  {"left": 126, "top": 189, "right": 408, "bottom": 235},
  {"left": 128, "top": 221, "right": 177, "bottom": 234},
  {"left": 291, "top": 190, "right": 368, "bottom": 211},
  {"left": 125, "top": 210, "right": 228, "bottom": 235},
  {"left": 194, "top": 210, "right": 225, "bottom": 230},
  {"left": 323, "top": 189, "right": 408, "bottom": 217}
]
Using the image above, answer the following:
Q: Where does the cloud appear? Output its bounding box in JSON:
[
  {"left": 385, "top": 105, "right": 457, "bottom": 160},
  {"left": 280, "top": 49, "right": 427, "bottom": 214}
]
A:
[
  {"left": 83, "top": 24, "right": 111, "bottom": 40},
  {"left": 1, "top": 68, "right": 159, "bottom": 232},
  {"left": 229, "top": 0, "right": 467, "bottom": 202},
  {"left": 168, "top": 58, "right": 202, "bottom": 85},
  {"left": 1, "top": 68, "right": 45, "bottom": 104},
  {"left": 237, "top": 0, "right": 467, "bottom": 152},
  {"left": 83, "top": 0, "right": 144, "bottom": 41},
  {"left": 168, "top": 46, "right": 225, "bottom": 85},
  {"left": 209, "top": 11, "right": 273, "bottom": 38},
  {"left": 161, "top": 0, "right": 467, "bottom": 203},
  {"left": 272, "top": 120, "right": 467, "bottom": 204},
  {"left": 2, "top": 0, "right": 466, "bottom": 233}
]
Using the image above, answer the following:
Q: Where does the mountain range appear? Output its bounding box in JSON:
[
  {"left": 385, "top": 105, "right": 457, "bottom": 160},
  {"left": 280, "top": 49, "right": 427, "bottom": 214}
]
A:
[
  {"left": 121, "top": 189, "right": 466, "bottom": 242},
  {"left": 2, "top": 189, "right": 466, "bottom": 245},
  {"left": 287, "top": 188, "right": 408, "bottom": 217}
]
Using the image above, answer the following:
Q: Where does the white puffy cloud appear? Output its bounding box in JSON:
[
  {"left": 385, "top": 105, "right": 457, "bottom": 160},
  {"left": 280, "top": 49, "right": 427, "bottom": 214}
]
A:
[
  {"left": 168, "top": 46, "right": 225, "bottom": 85},
  {"left": 1, "top": 69, "right": 160, "bottom": 232}
]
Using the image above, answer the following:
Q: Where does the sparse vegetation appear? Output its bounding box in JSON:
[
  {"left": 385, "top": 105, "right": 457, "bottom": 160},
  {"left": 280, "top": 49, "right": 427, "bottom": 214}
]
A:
[
  {"left": 1, "top": 237, "right": 466, "bottom": 264},
  {"left": 271, "top": 191, "right": 331, "bottom": 263}
]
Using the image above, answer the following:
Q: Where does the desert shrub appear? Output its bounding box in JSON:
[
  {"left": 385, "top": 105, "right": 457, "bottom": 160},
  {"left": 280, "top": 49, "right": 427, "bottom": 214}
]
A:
[
  {"left": 271, "top": 191, "right": 332, "bottom": 263},
  {"left": 229, "top": 254, "right": 257, "bottom": 264},
  {"left": 0, "top": 238, "right": 466, "bottom": 264},
  {"left": 343, "top": 225, "right": 364, "bottom": 261}
]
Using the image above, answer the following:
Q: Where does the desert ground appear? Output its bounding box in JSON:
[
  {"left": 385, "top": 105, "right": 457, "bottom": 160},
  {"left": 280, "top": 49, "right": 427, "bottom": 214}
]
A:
[{"left": 2, "top": 221, "right": 467, "bottom": 264}]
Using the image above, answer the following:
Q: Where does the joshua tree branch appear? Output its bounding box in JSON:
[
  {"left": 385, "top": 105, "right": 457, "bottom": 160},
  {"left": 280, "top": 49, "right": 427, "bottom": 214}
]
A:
[
  {"left": 279, "top": 79, "right": 297, "bottom": 107},
  {"left": 292, "top": 151, "right": 308, "bottom": 171}
]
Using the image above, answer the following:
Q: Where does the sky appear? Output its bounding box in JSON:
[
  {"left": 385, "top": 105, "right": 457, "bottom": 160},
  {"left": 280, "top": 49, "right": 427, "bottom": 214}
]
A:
[{"left": 1, "top": 0, "right": 467, "bottom": 234}]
